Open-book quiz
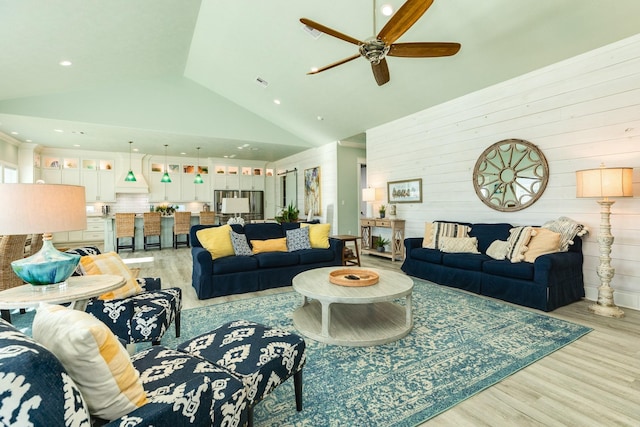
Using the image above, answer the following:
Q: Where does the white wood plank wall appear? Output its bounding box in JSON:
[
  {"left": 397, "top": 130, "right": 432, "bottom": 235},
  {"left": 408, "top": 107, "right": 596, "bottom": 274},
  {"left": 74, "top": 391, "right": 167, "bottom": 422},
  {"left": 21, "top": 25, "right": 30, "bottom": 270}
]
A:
[
  {"left": 271, "top": 142, "right": 339, "bottom": 231},
  {"left": 366, "top": 34, "right": 640, "bottom": 310}
]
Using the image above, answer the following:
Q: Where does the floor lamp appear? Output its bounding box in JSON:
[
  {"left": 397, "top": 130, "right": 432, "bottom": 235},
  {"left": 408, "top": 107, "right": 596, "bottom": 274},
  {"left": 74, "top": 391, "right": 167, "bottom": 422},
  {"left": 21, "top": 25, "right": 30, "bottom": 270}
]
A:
[{"left": 576, "top": 165, "right": 634, "bottom": 318}]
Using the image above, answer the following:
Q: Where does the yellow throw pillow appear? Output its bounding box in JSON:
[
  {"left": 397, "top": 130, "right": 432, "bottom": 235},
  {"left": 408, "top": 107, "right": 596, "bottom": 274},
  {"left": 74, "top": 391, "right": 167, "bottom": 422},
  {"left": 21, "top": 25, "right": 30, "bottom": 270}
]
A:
[
  {"left": 80, "top": 252, "right": 142, "bottom": 300},
  {"left": 251, "top": 237, "right": 288, "bottom": 254},
  {"left": 422, "top": 222, "right": 434, "bottom": 248},
  {"left": 524, "top": 228, "right": 561, "bottom": 262},
  {"left": 33, "top": 303, "right": 148, "bottom": 420},
  {"left": 196, "top": 225, "right": 235, "bottom": 259},
  {"left": 301, "top": 223, "right": 331, "bottom": 249}
]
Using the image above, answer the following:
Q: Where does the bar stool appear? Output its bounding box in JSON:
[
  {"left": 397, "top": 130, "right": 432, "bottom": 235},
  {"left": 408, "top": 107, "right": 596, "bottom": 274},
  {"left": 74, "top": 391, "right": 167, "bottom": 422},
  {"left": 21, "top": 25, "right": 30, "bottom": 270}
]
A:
[
  {"left": 173, "top": 212, "right": 191, "bottom": 249},
  {"left": 115, "top": 213, "right": 136, "bottom": 253},
  {"left": 143, "top": 212, "right": 162, "bottom": 250},
  {"left": 199, "top": 211, "right": 215, "bottom": 225}
]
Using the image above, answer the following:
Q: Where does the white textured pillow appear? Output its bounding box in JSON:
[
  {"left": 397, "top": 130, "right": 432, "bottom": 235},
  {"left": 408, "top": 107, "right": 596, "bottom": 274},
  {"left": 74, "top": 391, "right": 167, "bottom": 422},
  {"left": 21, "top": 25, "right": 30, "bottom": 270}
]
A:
[
  {"left": 439, "top": 237, "right": 480, "bottom": 254},
  {"left": 425, "top": 222, "right": 471, "bottom": 250},
  {"left": 33, "top": 304, "right": 148, "bottom": 420},
  {"left": 486, "top": 240, "right": 509, "bottom": 260},
  {"left": 506, "top": 226, "right": 537, "bottom": 263}
]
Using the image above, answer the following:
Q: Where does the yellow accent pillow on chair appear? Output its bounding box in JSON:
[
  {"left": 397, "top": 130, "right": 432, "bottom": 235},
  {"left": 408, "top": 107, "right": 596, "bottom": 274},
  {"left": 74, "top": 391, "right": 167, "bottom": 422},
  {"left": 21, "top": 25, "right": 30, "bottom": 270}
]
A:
[{"left": 80, "top": 252, "right": 142, "bottom": 300}]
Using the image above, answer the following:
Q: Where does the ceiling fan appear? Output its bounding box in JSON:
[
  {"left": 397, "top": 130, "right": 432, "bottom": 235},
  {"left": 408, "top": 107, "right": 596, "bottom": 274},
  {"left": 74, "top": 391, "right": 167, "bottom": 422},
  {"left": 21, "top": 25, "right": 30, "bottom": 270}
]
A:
[{"left": 300, "top": 0, "right": 461, "bottom": 86}]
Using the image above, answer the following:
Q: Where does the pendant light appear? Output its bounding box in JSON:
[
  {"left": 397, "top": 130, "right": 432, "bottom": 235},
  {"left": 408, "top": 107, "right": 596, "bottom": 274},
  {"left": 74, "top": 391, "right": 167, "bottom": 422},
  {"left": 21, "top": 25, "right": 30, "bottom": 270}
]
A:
[
  {"left": 124, "top": 141, "right": 137, "bottom": 182},
  {"left": 194, "top": 147, "right": 204, "bottom": 184},
  {"left": 161, "top": 144, "right": 172, "bottom": 183}
]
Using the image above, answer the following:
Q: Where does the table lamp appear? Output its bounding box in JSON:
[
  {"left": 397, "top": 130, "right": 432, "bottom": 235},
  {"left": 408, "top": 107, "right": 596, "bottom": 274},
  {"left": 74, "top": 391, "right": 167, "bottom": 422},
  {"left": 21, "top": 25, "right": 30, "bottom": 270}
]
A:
[
  {"left": 222, "top": 197, "right": 250, "bottom": 225},
  {"left": 0, "top": 183, "right": 87, "bottom": 286},
  {"left": 362, "top": 188, "right": 376, "bottom": 218},
  {"left": 576, "top": 165, "right": 633, "bottom": 318}
]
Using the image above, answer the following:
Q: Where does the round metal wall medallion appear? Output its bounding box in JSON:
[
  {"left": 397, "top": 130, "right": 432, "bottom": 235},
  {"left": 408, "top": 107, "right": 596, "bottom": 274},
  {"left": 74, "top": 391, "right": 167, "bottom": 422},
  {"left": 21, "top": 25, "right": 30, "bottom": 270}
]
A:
[{"left": 473, "top": 139, "right": 549, "bottom": 212}]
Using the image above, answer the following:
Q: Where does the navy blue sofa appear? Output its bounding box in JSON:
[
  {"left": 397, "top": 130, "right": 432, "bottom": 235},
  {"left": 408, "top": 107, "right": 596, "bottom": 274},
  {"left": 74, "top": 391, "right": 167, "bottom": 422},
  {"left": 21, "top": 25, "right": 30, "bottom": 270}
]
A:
[
  {"left": 190, "top": 222, "right": 344, "bottom": 299},
  {"left": 401, "top": 222, "right": 585, "bottom": 311}
]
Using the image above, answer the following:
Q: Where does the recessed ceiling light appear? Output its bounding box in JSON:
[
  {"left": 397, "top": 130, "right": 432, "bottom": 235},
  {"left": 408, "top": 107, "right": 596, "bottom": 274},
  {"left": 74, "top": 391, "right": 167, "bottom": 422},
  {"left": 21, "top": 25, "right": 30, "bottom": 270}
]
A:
[
  {"left": 59, "top": 60, "right": 72, "bottom": 67},
  {"left": 273, "top": 99, "right": 281, "bottom": 105},
  {"left": 133, "top": 148, "right": 139, "bottom": 152},
  {"left": 26, "top": 139, "right": 32, "bottom": 142},
  {"left": 381, "top": 4, "right": 393, "bottom": 16},
  {"left": 317, "top": 116, "right": 324, "bottom": 121},
  {"left": 73, "top": 144, "right": 80, "bottom": 147},
  {"left": 10, "top": 131, "right": 18, "bottom": 135},
  {"left": 54, "top": 129, "right": 64, "bottom": 133},
  {"left": 180, "top": 152, "right": 186, "bottom": 155}
]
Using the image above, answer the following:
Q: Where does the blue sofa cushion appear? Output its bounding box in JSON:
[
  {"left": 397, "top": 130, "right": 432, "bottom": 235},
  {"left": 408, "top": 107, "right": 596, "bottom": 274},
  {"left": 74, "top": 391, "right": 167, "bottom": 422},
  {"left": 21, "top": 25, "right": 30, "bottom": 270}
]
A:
[
  {"left": 442, "top": 253, "right": 490, "bottom": 271},
  {"left": 255, "top": 251, "right": 300, "bottom": 268},
  {"left": 0, "top": 319, "right": 91, "bottom": 425},
  {"left": 298, "top": 248, "right": 336, "bottom": 264},
  {"left": 483, "top": 259, "right": 535, "bottom": 281},
  {"left": 244, "top": 223, "right": 284, "bottom": 241},
  {"left": 468, "top": 223, "right": 513, "bottom": 254},
  {"left": 411, "top": 247, "right": 444, "bottom": 264},
  {"left": 213, "top": 255, "right": 259, "bottom": 275}
]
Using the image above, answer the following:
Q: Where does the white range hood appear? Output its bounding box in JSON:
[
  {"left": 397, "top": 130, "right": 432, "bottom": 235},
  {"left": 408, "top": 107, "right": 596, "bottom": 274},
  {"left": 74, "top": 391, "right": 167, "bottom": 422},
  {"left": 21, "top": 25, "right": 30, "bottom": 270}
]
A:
[{"left": 115, "top": 172, "right": 149, "bottom": 194}]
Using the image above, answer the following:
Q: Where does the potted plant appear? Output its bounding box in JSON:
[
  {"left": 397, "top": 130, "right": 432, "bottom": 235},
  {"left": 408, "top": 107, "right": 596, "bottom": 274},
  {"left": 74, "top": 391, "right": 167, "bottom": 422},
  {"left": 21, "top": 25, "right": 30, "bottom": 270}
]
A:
[
  {"left": 275, "top": 202, "right": 300, "bottom": 223},
  {"left": 375, "top": 236, "right": 390, "bottom": 252},
  {"left": 379, "top": 204, "right": 386, "bottom": 218}
]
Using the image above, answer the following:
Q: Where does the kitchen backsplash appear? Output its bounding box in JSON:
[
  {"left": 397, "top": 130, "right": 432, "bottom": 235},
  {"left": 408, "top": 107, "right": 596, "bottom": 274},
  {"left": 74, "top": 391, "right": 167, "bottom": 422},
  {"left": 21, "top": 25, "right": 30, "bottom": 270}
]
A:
[{"left": 88, "top": 193, "right": 207, "bottom": 215}]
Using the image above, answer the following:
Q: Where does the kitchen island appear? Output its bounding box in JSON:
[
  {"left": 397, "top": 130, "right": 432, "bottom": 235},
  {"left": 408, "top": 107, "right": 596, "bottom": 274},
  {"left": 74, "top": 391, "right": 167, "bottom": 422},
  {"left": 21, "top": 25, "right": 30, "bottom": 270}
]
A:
[{"left": 103, "top": 214, "right": 204, "bottom": 252}]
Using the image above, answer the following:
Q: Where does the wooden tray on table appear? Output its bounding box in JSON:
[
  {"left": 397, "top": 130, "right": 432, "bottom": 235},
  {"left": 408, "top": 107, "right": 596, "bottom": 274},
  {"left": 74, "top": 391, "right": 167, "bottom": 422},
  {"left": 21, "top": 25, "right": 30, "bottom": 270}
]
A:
[{"left": 329, "top": 269, "right": 379, "bottom": 287}]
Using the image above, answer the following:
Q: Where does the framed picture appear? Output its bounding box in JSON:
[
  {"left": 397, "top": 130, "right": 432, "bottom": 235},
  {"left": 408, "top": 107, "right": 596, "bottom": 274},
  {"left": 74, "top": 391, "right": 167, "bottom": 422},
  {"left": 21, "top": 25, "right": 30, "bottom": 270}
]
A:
[
  {"left": 387, "top": 178, "right": 422, "bottom": 203},
  {"left": 304, "top": 166, "right": 321, "bottom": 215}
]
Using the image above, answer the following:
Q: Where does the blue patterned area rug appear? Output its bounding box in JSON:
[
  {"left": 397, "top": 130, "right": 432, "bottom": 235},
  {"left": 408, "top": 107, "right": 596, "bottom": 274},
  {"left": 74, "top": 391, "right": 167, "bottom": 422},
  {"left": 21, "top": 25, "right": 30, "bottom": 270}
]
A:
[
  {"left": 11, "top": 279, "right": 591, "bottom": 426},
  {"left": 167, "top": 280, "right": 591, "bottom": 426}
]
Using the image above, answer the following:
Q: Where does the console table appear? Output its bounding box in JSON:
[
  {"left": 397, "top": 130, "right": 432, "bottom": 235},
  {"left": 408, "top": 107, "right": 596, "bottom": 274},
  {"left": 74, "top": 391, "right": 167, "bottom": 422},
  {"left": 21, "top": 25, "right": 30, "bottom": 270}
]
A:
[{"left": 360, "top": 218, "right": 405, "bottom": 262}]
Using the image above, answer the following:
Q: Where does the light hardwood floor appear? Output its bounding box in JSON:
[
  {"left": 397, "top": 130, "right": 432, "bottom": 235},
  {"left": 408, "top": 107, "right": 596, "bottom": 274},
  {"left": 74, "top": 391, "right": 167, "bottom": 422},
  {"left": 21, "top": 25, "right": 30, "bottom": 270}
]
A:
[{"left": 120, "top": 248, "right": 640, "bottom": 426}]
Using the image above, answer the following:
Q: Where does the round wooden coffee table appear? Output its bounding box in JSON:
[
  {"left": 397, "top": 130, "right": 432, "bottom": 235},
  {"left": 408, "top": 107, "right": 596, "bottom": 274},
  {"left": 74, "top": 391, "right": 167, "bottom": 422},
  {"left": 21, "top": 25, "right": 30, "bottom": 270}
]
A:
[{"left": 292, "top": 266, "right": 413, "bottom": 346}]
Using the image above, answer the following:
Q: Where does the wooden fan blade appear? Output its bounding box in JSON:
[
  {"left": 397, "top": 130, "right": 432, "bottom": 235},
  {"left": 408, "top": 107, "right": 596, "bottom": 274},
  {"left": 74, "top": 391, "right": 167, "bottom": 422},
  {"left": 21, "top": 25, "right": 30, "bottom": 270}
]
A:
[
  {"left": 388, "top": 42, "right": 461, "bottom": 57},
  {"left": 300, "top": 18, "right": 362, "bottom": 46},
  {"left": 378, "top": 0, "right": 434, "bottom": 45},
  {"left": 371, "top": 59, "right": 390, "bottom": 86},
  {"left": 308, "top": 54, "right": 361, "bottom": 75}
]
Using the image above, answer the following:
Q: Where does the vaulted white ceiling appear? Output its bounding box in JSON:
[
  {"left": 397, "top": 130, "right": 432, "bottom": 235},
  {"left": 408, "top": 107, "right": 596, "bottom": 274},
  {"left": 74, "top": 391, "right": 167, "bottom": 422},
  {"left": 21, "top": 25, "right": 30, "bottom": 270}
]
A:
[{"left": 0, "top": 0, "right": 638, "bottom": 161}]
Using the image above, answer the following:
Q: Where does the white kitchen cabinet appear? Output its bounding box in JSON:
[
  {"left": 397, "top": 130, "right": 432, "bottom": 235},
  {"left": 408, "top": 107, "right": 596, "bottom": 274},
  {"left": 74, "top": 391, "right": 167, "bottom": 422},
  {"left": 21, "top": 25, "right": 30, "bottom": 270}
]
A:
[
  {"left": 182, "top": 173, "right": 211, "bottom": 202},
  {"left": 82, "top": 169, "right": 115, "bottom": 202},
  {"left": 149, "top": 172, "right": 181, "bottom": 203}
]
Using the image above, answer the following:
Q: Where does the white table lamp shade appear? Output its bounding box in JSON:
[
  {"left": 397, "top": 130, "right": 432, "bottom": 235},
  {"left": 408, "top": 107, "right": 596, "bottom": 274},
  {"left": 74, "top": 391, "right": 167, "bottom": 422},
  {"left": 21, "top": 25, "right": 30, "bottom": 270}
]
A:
[
  {"left": 221, "top": 197, "right": 250, "bottom": 214},
  {"left": 0, "top": 183, "right": 87, "bottom": 286},
  {"left": 362, "top": 188, "right": 377, "bottom": 202},
  {"left": 576, "top": 167, "right": 633, "bottom": 199},
  {"left": 0, "top": 184, "right": 87, "bottom": 234}
]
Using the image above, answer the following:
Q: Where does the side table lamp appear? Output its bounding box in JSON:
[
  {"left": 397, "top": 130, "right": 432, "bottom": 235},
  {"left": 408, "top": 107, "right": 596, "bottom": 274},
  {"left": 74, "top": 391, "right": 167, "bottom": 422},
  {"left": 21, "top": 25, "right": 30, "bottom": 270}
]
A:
[
  {"left": 0, "top": 183, "right": 87, "bottom": 286},
  {"left": 575, "top": 165, "right": 634, "bottom": 318},
  {"left": 222, "top": 197, "right": 250, "bottom": 226}
]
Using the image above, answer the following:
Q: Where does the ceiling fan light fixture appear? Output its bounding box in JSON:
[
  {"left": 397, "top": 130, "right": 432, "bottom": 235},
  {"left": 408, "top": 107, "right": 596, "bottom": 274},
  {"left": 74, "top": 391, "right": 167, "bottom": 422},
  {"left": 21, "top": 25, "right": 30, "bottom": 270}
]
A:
[{"left": 359, "top": 38, "right": 389, "bottom": 63}]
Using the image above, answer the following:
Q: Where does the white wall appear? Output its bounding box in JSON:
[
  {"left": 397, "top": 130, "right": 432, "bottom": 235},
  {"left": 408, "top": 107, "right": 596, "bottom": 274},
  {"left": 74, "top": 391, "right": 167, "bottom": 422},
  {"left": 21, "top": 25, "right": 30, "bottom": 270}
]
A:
[
  {"left": 271, "top": 142, "right": 339, "bottom": 232},
  {"left": 367, "top": 34, "right": 640, "bottom": 310}
]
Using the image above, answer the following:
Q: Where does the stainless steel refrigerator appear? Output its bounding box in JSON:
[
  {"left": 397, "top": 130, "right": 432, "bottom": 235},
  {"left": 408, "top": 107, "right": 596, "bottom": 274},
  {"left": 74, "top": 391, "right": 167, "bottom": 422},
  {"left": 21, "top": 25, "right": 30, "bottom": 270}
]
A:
[{"left": 214, "top": 190, "right": 264, "bottom": 223}]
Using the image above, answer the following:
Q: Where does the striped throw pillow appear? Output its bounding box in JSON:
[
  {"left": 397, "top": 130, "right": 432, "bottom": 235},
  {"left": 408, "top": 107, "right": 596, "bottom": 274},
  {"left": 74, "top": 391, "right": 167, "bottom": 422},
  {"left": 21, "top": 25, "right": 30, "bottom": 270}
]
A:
[
  {"left": 425, "top": 222, "right": 471, "bottom": 250},
  {"left": 506, "top": 226, "right": 537, "bottom": 263}
]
